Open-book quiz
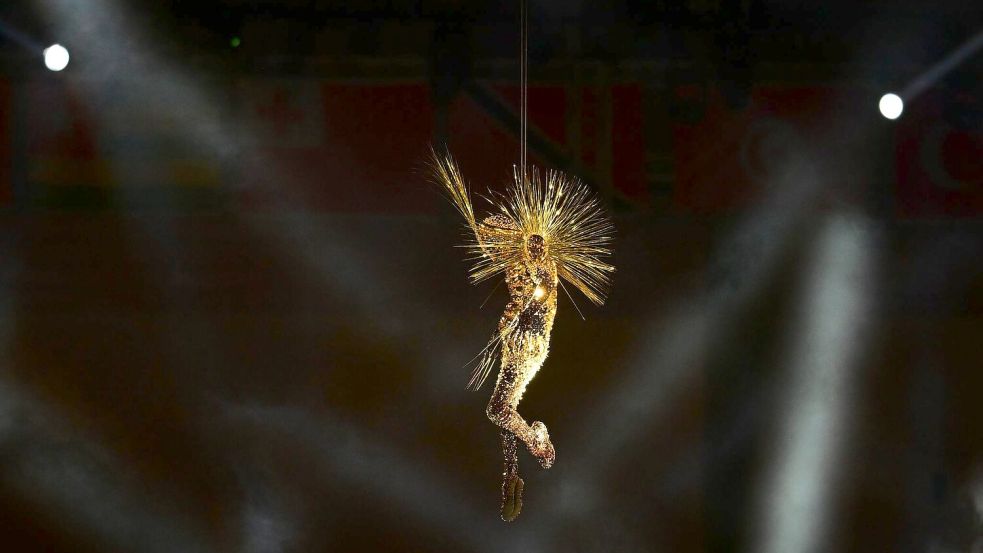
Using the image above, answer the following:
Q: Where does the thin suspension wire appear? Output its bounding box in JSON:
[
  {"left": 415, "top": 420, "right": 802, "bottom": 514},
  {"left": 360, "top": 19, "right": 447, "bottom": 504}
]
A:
[{"left": 519, "top": 0, "right": 528, "bottom": 182}]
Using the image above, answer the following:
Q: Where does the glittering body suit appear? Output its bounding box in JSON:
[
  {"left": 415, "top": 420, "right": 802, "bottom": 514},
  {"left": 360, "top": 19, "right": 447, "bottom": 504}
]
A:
[
  {"left": 430, "top": 151, "right": 614, "bottom": 522},
  {"left": 479, "top": 218, "right": 557, "bottom": 521}
]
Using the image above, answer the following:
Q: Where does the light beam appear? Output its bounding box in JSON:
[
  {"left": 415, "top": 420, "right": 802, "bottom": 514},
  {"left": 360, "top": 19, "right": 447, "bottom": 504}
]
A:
[
  {"left": 901, "top": 29, "right": 983, "bottom": 101},
  {"left": 752, "top": 212, "right": 876, "bottom": 553}
]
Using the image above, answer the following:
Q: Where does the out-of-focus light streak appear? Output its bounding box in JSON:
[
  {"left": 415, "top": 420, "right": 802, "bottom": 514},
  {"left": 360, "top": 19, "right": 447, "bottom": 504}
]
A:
[
  {"left": 533, "top": 150, "right": 840, "bottom": 553},
  {"left": 223, "top": 402, "right": 541, "bottom": 553},
  {"left": 0, "top": 383, "right": 215, "bottom": 553},
  {"left": 543, "top": 305, "right": 708, "bottom": 521},
  {"left": 36, "top": 0, "right": 241, "bottom": 161},
  {"left": 38, "top": 0, "right": 530, "bottom": 415},
  {"left": 901, "top": 29, "right": 983, "bottom": 102},
  {"left": 878, "top": 29, "right": 983, "bottom": 120},
  {"left": 0, "top": 252, "right": 208, "bottom": 551},
  {"left": 551, "top": 155, "right": 824, "bottom": 520},
  {"left": 38, "top": 0, "right": 462, "bottom": 397},
  {"left": 973, "top": 474, "right": 983, "bottom": 541},
  {"left": 0, "top": 19, "right": 43, "bottom": 51},
  {"left": 0, "top": 240, "right": 211, "bottom": 552},
  {"left": 27, "top": 5, "right": 503, "bottom": 552},
  {"left": 241, "top": 213, "right": 465, "bottom": 395},
  {"left": 752, "top": 212, "right": 875, "bottom": 553},
  {"left": 35, "top": 0, "right": 451, "bottom": 389},
  {"left": 240, "top": 485, "right": 296, "bottom": 553}
]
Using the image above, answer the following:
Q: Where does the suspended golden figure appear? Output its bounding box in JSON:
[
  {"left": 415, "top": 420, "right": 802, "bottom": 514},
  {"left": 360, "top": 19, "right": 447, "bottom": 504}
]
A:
[{"left": 431, "top": 150, "right": 615, "bottom": 521}]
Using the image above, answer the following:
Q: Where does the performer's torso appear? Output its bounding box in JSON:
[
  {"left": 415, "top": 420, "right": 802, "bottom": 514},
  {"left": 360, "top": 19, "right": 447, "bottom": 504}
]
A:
[{"left": 502, "top": 260, "right": 558, "bottom": 363}]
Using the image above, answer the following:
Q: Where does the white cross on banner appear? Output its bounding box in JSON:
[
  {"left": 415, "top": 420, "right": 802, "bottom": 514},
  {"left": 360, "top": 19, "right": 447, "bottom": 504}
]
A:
[{"left": 239, "top": 78, "right": 325, "bottom": 148}]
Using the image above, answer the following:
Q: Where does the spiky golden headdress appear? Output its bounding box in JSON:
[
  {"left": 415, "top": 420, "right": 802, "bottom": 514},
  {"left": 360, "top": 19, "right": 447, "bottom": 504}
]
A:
[{"left": 431, "top": 149, "right": 615, "bottom": 306}]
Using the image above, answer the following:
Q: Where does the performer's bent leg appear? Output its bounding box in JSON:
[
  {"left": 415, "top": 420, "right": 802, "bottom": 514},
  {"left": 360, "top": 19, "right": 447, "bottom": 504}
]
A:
[{"left": 486, "top": 362, "right": 555, "bottom": 468}]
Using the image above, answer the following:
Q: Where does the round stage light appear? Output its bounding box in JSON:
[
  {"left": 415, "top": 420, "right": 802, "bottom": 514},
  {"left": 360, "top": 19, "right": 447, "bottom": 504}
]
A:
[
  {"left": 43, "top": 44, "right": 70, "bottom": 72},
  {"left": 878, "top": 93, "right": 903, "bottom": 120}
]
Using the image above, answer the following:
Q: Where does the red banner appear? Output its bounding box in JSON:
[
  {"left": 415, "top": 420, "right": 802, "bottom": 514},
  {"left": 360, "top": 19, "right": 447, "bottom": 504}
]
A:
[
  {"left": 239, "top": 78, "right": 325, "bottom": 149},
  {"left": 241, "top": 83, "right": 436, "bottom": 213},
  {"left": 447, "top": 84, "right": 566, "bottom": 198},
  {"left": 896, "top": 91, "right": 982, "bottom": 218},
  {"left": 447, "top": 83, "right": 648, "bottom": 205},
  {"left": 27, "top": 81, "right": 98, "bottom": 159},
  {"left": 611, "top": 84, "right": 647, "bottom": 202},
  {"left": 15, "top": 78, "right": 651, "bottom": 212},
  {"left": 24, "top": 80, "right": 223, "bottom": 192},
  {"left": 671, "top": 85, "right": 854, "bottom": 214}
]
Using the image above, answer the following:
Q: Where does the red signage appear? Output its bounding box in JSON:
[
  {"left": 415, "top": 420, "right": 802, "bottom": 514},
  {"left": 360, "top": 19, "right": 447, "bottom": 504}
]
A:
[
  {"left": 896, "top": 91, "right": 982, "bottom": 218},
  {"left": 448, "top": 83, "right": 648, "bottom": 206},
  {"left": 241, "top": 83, "right": 436, "bottom": 213}
]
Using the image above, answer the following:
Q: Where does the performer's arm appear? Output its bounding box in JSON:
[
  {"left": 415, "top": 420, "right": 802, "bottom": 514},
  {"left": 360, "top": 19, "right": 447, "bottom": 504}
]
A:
[{"left": 476, "top": 215, "right": 520, "bottom": 260}]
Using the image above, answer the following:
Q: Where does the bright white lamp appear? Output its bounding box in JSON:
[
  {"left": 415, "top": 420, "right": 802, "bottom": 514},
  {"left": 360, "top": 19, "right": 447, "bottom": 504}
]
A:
[
  {"left": 878, "top": 93, "right": 903, "bottom": 120},
  {"left": 43, "top": 44, "right": 70, "bottom": 72}
]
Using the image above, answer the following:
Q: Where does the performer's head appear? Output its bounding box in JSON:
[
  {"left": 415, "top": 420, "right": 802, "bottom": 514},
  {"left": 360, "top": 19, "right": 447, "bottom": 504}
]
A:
[{"left": 526, "top": 234, "right": 547, "bottom": 261}]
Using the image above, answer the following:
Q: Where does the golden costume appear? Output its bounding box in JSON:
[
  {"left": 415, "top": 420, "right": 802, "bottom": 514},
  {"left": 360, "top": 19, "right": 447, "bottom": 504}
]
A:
[{"left": 431, "top": 150, "right": 614, "bottom": 521}]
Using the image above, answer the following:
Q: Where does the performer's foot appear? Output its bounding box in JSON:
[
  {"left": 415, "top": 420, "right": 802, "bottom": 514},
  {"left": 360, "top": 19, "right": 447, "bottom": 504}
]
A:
[
  {"left": 529, "top": 421, "right": 555, "bottom": 469},
  {"left": 501, "top": 472, "right": 524, "bottom": 522}
]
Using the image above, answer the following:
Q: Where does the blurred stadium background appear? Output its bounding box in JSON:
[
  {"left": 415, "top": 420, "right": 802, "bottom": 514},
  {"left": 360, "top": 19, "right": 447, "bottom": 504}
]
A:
[{"left": 0, "top": 1, "right": 980, "bottom": 552}]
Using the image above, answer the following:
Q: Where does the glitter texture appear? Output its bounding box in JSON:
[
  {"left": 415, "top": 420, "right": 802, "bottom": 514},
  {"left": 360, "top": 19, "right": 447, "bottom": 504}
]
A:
[{"left": 431, "top": 149, "right": 615, "bottom": 521}]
